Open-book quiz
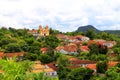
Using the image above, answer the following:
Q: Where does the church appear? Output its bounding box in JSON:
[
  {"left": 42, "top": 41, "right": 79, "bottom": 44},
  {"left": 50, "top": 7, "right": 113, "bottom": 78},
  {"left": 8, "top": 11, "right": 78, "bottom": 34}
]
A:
[{"left": 28, "top": 25, "right": 50, "bottom": 38}]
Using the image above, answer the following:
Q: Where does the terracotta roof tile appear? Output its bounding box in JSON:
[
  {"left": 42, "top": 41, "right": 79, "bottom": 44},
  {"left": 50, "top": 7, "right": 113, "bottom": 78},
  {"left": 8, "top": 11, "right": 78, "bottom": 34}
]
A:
[
  {"left": 64, "top": 45, "right": 77, "bottom": 52},
  {"left": 108, "top": 61, "right": 118, "bottom": 68},
  {"left": 80, "top": 46, "right": 89, "bottom": 52},
  {"left": 85, "top": 64, "right": 96, "bottom": 70},
  {"left": 40, "top": 48, "right": 49, "bottom": 52},
  {"left": 4, "top": 52, "right": 24, "bottom": 57},
  {"left": 47, "top": 62, "right": 58, "bottom": 71},
  {"left": 28, "top": 30, "right": 38, "bottom": 33},
  {"left": 69, "top": 58, "right": 96, "bottom": 64}
]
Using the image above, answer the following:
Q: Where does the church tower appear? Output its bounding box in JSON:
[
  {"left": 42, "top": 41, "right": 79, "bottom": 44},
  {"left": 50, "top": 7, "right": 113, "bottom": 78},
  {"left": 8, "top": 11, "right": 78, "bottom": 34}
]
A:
[{"left": 39, "top": 25, "right": 49, "bottom": 37}]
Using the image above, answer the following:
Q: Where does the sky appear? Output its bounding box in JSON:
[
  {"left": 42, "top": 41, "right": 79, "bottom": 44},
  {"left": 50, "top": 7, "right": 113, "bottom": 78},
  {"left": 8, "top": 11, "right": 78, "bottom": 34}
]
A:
[{"left": 0, "top": 0, "right": 120, "bottom": 32}]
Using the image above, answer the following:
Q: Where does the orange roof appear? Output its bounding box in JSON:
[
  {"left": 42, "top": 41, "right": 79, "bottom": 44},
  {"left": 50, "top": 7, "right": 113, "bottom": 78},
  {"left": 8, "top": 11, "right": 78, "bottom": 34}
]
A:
[
  {"left": 44, "top": 68, "right": 54, "bottom": 72},
  {"left": 64, "top": 44, "right": 77, "bottom": 52},
  {"left": 32, "top": 62, "right": 56, "bottom": 73},
  {"left": 47, "top": 62, "right": 58, "bottom": 71},
  {"left": 0, "top": 52, "right": 25, "bottom": 58},
  {"left": 68, "top": 36, "right": 76, "bottom": 39},
  {"left": 55, "top": 46, "right": 64, "bottom": 51},
  {"left": 56, "top": 34, "right": 67, "bottom": 39},
  {"left": 108, "top": 61, "right": 118, "bottom": 68},
  {"left": 94, "top": 39, "right": 106, "bottom": 42},
  {"left": 88, "top": 40, "right": 96, "bottom": 45},
  {"left": 0, "top": 70, "right": 3, "bottom": 73},
  {"left": 69, "top": 58, "right": 96, "bottom": 64},
  {"left": 32, "top": 68, "right": 55, "bottom": 73},
  {"left": 69, "top": 58, "right": 80, "bottom": 61},
  {"left": 86, "top": 64, "right": 96, "bottom": 70},
  {"left": 40, "top": 47, "right": 49, "bottom": 52},
  {"left": 75, "top": 35, "right": 84, "bottom": 38},
  {"left": 0, "top": 52, "right": 4, "bottom": 54},
  {"left": 28, "top": 30, "right": 38, "bottom": 33},
  {"left": 0, "top": 52, "right": 4, "bottom": 58},
  {"left": 32, "top": 69, "right": 44, "bottom": 73},
  {"left": 33, "top": 64, "right": 45, "bottom": 69},
  {"left": 80, "top": 46, "right": 89, "bottom": 52},
  {"left": 4, "top": 52, "right": 24, "bottom": 57}
]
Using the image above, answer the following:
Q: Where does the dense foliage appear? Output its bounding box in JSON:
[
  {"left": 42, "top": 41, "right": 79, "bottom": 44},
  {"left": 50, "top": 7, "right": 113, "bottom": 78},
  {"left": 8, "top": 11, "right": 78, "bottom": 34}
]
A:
[
  {"left": 0, "top": 27, "right": 120, "bottom": 80},
  {"left": 0, "top": 59, "right": 58, "bottom": 80}
]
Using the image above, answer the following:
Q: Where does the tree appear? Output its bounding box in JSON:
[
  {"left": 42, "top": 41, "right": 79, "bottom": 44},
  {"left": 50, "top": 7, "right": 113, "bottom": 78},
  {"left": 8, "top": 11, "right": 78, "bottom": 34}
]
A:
[
  {"left": 0, "top": 59, "right": 31, "bottom": 80},
  {"left": 89, "top": 43, "right": 99, "bottom": 55},
  {"left": 49, "top": 28, "right": 61, "bottom": 35},
  {"left": 105, "top": 67, "right": 120, "bottom": 80},
  {"left": 100, "top": 32, "right": 109, "bottom": 40},
  {"left": 0, "top": 59, "right": 57, "bottom": 80},
  {"left": 85, "top": 29, "right": 95, "bottom": 40},
  {"left": 24, "top": 53, "right": 38, "bottom": 61},
  {"left": 67, "top": 67, "right": 94, "bottom": 80},
  {"left": 96, "top": 61, "right": 108, "bottom": 73},
  {"left": 89, "top": 54, "right": 107, "bottom": 61},
  {"left": 98, "top": 45, "right": 108, "bottom": 54},
  {"left": 39, "top": 54, "right": 52, "bottom": 64},
  {"left": 44, "top": 35, "right": 60, "bottom": 49},
  {"left": 5, "top": 43, "right": 21, "bottom": 53},
  {"left": 0, "top": 38, "right": 11, "bottom": 47},
  {"left": 57, "top": 54, "right": 69, "bottom": 67},
  {"left": 58, "top": 67, "right": 71, "bottom": 80},
  {"left": 25, "top": 38, "right": 34, "bottom": 45},
  {"left": 113, "top": 48, "right": 120, "bottom": 55}
]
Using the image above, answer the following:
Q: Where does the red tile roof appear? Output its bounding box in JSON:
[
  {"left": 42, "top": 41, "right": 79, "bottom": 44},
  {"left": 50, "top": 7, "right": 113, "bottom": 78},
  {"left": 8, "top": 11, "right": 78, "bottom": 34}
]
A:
[
  {"left": 55, "top": 46, "right": 64, "bottom": 51},
  {"left": 40, "top": 47, "right": 49, "bottom": 52},
  {"left": 28, "top": 30, "right": 38, "bottom": 34},
  {"left": 4, "top": 52, "right": 25, "bottom": 58},
  {"left": 47, "top": 62, "right": 58, "bottom": 71},
  {"left": 85, "top": 64, "right": 96, "bottom": 70},
  {"left": 69, "top": 58, "right": 96, "bottom": 64},
  {"left": 55, "top": 34, "right": 68, "bottom": 39},
  {"left": 80, "top": 46, "right": 89, "bottom": 52},
  {"left": 108, "top": 61, "right": 118, "bottom": 68},
  {"left": 64, "top": 44, "right": 77, "bottom": 52},
  {"left": 69, "top": 58, "right": 80, "bottom": 61},
  {"left": 0, "top": 52, "right": 4, "bottom": 58},
  {"left": 68, "top": 36, "right": 76, "bottom": 39},
  {"left": 75, "top": 35, "right": 84, "bottom": 38}
]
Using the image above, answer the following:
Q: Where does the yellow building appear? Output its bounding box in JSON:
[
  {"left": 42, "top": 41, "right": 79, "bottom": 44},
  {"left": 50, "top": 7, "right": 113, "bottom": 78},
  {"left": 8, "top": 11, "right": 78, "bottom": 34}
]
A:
[
  {"left": 32, "top": 61, "right": 57, "bottom": 76},
  {"left": 28, "top": 25, "right": 49, "bottom": 37},
  {"left": 39, "top": 25, "right": 49, "bottom": 37}
]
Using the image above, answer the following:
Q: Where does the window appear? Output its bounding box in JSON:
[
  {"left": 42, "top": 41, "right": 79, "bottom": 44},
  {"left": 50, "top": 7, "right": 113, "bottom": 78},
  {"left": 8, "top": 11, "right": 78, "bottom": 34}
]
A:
[{"left": 52, "top": 72, "right": 54, "bottom": 76}]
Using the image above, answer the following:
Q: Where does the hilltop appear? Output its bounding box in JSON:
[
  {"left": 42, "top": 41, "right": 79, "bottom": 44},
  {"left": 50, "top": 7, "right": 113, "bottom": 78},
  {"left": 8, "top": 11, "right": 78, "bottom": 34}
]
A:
[{"left": 76, "top": 25, "right": 100, "bottom": 32}]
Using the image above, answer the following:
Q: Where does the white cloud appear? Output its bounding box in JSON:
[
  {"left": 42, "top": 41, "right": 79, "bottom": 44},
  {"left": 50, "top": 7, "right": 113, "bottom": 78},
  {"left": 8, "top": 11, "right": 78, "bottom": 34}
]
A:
[{"left": 0, "top": 0, "right": 120, "bottom": 32}]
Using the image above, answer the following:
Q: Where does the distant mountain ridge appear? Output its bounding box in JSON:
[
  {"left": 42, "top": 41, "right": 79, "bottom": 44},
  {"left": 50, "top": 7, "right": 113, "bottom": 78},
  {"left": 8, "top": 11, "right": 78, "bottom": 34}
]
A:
[
  {"left": 104, "top": 30, "right": 120, "bottom": 37},
  {"left": 76, "top": 25, "right": 100, "bottom": 32},
  {"left": 76, "top": 25, "right": 120, "bottom": 37}
]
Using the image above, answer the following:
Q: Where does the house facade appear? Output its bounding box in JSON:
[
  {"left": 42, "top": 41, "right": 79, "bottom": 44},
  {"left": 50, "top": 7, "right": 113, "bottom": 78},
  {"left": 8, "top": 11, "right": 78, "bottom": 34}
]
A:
[
  {"left": 32, "top": 61, "right": 57, "bottom": 76},
  {"left": 0, "top": 52, "right": 25, "bottom": 60},
  {"left": 28, "top": 25, "right": 49, "bottom": 38},
  {"left": 56, "top": 44, "right": 78, "bottom": 55},
  {"left": 76, "top": 35, "right": 90, "bottom": 42}
]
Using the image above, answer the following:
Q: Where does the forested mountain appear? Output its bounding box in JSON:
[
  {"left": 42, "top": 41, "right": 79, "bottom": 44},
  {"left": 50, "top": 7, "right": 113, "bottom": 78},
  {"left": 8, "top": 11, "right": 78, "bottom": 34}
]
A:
[
  {"left": 76, "top": 25, "right": 120, "bottom": 37},
  {"left": 76, "top": 25, "right": 100, "bottom": 32},
  {"left": 104, "top": 30, "right": 120, "bottom": 37}
]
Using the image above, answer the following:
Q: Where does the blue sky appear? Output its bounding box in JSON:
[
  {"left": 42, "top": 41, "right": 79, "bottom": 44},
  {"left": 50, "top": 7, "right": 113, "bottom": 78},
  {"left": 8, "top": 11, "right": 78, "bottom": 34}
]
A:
[{"left": 0, "top": 0, "right": 120, "bottom": 32}]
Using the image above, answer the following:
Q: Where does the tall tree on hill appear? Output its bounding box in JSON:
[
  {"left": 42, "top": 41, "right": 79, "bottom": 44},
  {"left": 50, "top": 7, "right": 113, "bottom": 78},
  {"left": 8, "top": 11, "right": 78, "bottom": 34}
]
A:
[
  {"left": 44, "top": 35, "right": 60, "bottom": 49},
  {"left": 96, "top": 61, "right": 108, "bottom": 73},
  {"left": 89, "top": 43, "right": 99, "bottom": 55},
  {"left": 85, "top": 29, "right": 96, "bottom": 40},
  {"left": 67, "top": 67, "right": 94, "bottom": 80},
  {"left": 5, "top": 43, "right": 21, "bottom": 53}
]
